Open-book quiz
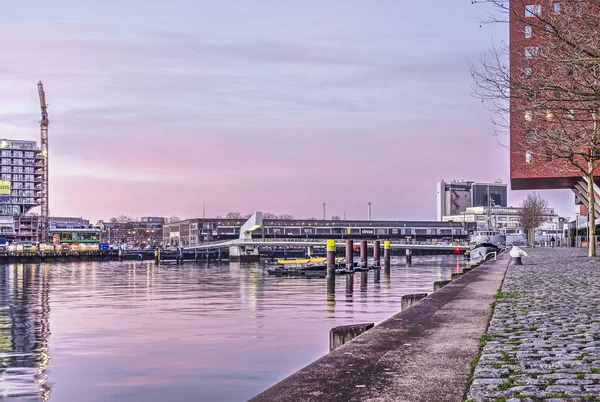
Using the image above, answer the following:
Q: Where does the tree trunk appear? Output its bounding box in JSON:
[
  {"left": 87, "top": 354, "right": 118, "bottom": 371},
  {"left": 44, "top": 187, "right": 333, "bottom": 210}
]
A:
[{"left": 587, "top": 169, "right": 597, "bottom": 257}]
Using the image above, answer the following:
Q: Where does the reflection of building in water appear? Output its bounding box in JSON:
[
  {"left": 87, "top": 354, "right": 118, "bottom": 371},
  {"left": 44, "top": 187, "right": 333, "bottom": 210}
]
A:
[{"left": 0, "top": 264, "right": 51, "bottom": 401}]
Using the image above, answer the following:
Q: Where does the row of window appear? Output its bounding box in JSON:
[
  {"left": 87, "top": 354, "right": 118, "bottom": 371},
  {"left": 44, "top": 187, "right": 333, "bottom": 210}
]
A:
[
  {"left": 0, "top": 197, "right": 36, "bottom": 204},
  {"left": 0, "top": 158, "right": 36, "bottom": 166},
  {"left": 9, "top": 190, "right": 36, "bottom": 197},
  {"left": 0, "top": 174, "right": 36, "bottom": 181},
  {"left": 9, "top": 182, "right": 35, "bottom": 189},
  {"left": 524, "top": 109, "right": 575, "bottom": 122},
  {"left": 525, "top": 2, "right": 561, "bottom": 18},
  {"left": 525, "top": 150, "right": 553, "bottom": 164},
  {"left": 0, "top": 150, "right": 36, "bottom": 158},
  {"left": 0, "top": 166, "right": 35, "bottom": 174}
]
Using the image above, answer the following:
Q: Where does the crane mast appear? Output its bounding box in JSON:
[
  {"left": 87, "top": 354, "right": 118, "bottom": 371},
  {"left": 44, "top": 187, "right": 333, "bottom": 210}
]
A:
[{"left": 37, "top": 81, "right": 49, "bottom": 243}]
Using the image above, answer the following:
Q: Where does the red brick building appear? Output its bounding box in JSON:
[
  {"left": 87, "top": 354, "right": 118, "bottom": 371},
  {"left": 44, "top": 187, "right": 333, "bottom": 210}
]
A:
[{"left": 509, "top": 0, "right": 597, "bottom": 191}]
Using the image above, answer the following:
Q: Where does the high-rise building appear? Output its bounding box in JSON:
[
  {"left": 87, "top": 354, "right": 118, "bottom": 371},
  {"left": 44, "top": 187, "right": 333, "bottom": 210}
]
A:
[
  {"left": 436, "top": 180, "right": 508, "bottom": 221},
  {"left": 0, "top": 139, "right": 43, "bottom": 243}
]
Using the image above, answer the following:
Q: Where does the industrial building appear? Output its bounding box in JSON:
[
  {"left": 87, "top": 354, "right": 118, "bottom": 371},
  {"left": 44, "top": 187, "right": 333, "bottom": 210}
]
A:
[
  {"left": 436, "top": 180, "right": 508, "bottom": 221},
  {"left": 162, "top": 218, "right": 468, "bottom": 247}
]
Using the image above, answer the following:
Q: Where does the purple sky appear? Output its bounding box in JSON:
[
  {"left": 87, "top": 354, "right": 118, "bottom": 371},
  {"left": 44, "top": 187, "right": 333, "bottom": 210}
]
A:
[{"left": 0, "top": 1, "right": 576, "bottom": 221}]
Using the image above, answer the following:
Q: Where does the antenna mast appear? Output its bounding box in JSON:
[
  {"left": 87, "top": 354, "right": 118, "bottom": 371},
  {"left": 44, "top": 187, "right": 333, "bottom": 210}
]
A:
[{"left": 37, "top": 81, "right": 49, "bottom": 243}]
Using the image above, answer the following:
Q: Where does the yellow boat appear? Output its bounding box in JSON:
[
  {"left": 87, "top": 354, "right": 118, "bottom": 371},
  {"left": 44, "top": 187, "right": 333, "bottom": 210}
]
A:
[{"left": 277, "top": 256, "right": 344, "bottom": 265}]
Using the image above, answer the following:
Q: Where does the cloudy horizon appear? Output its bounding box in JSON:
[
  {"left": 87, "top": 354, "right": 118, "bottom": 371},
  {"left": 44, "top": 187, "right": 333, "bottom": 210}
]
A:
[{"left": 0, "top": 0, "right": 577, "bottom": 221}]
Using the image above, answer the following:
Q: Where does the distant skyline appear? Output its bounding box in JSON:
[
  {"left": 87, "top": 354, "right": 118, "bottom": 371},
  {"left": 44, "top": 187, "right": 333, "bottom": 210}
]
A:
[{"left": 0, "top": 1, "right": 576, "bottom": 221}]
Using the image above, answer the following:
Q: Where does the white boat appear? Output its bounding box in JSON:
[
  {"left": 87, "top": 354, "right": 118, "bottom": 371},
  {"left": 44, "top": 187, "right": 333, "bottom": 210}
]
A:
[{"left": 470, "top": 230, "right": 506, "bottom": 245}]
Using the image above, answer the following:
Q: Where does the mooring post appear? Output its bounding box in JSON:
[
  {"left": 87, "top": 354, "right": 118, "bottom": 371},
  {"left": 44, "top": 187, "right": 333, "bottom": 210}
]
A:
[
  {"left": 373, "top": 240, "right": 381, "bottom": 267},
  {"left": 360, "top": 240, "right": 367, "bottom": 268},
  {"left": 327, "top": 239, "right": 336, "bottom": 293},
  {"left": 118, "top": 248, "right": 122, "bottom": 262},
  {"left": 406, "top": 248, "right": 412, "bottom": 265},
  {"left": 384, "top": 240, "right": 391, "bottom": 274},
  {"left": 345, "top": 240, "right": 354, "bottom": 269},
  {"left": 373, "top": 268, "right": 380, "bottom": 283}
]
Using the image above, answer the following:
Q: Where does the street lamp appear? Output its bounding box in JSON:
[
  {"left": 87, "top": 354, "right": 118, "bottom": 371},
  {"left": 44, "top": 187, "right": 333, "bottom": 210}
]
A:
[{"left": 575, "top": 213, "right": 580, "bottom": 247}]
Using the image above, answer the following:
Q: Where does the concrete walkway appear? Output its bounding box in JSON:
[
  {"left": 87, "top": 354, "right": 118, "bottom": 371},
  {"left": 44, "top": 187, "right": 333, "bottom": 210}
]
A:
[
  {"left": 251, "top": 255, "right": 508, "bottom": 402},
  {"left": 467, "top": 248, "right": 600, "bottom": 401}
]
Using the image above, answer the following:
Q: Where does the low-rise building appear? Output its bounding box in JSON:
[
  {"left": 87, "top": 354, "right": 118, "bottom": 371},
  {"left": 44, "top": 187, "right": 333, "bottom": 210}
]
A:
[
  {"left": 162, "top": 218, "right": 468, "bottom": 247},
  {"left": 97, "top": 217, "right": 164, "bottom": 247}
]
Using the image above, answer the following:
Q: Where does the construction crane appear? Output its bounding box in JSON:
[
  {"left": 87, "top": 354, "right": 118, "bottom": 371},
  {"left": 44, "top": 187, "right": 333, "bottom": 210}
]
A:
[{"left": 37, "top": 81, "right": 49, "bottom": 243}]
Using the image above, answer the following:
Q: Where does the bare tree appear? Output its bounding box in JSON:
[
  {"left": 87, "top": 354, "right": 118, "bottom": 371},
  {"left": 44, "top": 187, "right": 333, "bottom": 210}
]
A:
[
  {"left": 331, "top": 215, "right": 342, "bottom": 220},
  {"left": 115, "top": 215, "right": 133, "bottom": 223},
  {"left": 109, "top": 217, "right": 118, "bottom": 223},
  {"left": 225, "top": 212, "right": 243, "bottom": 219},
  {"left": 263, "top": 212, "right": 278, "bottom": 219},
  {"left": 277, "top": 213, "right": 294, "bottom": 219},
  {"left": 519, "top": 192, "right": 549, "bottom": 246},
  {"left": 165, "top": 216, "right": 181, "bottom": 223},
  {"left": 471, "top": 0, "right": 600, "bottom": 256}
]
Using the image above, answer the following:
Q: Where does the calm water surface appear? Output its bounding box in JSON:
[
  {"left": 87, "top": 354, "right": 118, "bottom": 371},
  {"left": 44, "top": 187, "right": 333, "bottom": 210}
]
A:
[{"left": 0, "top": 256, "right": 465, "bottom": 401}]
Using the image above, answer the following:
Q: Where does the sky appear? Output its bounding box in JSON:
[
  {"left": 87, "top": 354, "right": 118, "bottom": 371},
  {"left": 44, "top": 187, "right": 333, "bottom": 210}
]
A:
[{"left": 0, "top": 0, "right": 577, "bottom": 221}]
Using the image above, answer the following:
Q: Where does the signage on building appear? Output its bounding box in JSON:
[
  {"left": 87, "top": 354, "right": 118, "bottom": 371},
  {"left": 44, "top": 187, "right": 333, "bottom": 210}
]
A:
[
  {"left": 0, "top": 180, "right": 10, "bottom": 201},
  {"left": 361, "top": 229, "right": 375, "bottom": 235},
  {"left": 53, "top": 234, "right": 60, "bottom": 245}
]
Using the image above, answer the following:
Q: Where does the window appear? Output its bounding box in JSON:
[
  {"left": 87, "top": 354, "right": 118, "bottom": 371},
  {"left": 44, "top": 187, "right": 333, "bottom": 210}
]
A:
[
  {"left": 526, "top": 130, "right": 536, "bottom": 142},
  {"left": 525, "top": 25, "right": 532, "bottom": 38},
  {"left": 525, "top": 46, "right": 539, "bottom": 58},
  {"left": 546, "top": 150, "right": 553, "bottom": 161},
  {"left": 525, "top": 111, "right": 533, "bottom": 121},
  {"left": 524, "top": 67, "right": 533, "bottom": 78},
  {"left": 525, "top": 4, "right": 541, "bottom": 17},
  {"left": 553, "top": 2, "right": 560, "bottom": 13},
  {"left": 526, "top": 151, "right": 533, "bottom": 164}
]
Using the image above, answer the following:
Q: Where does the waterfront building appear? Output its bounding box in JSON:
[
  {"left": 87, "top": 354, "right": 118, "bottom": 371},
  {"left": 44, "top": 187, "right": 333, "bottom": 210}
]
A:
[
  {"left": 0, "top": 139, "right": 43, "bottom": 243},
  {"left": 436, "top": 180, "right": 508, "bottom": 221},
  {"left": 97, "top": 217, "right": 163, "bottom": 247},
  {"left": 442, "top": 205, "right": 562, "bottom": 244},
  {"left": 48, "top": 216, "right": 101, "bottom": 245},
  {"left": 162, "top": 218, "right": 468, "bottom": 247}
]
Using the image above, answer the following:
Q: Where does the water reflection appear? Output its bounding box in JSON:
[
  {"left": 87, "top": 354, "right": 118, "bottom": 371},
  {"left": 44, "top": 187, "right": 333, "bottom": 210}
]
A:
[
  {"left": 0, "top": 265, "right": 51, "bottom": 401},
  {"left": 0, "top": 255, "right": 465, "bottom": 401}
]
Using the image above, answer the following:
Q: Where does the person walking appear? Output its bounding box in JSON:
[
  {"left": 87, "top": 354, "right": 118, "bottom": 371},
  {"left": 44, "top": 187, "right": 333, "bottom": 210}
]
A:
[{"left": 550, "top": 236, "right": 555, "bottom": 248}]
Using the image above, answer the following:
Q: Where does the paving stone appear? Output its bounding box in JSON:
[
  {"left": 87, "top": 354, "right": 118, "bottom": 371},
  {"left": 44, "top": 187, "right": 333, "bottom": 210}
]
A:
[{"left": 466, "top": 248, "right": 600, "bottom": 402}]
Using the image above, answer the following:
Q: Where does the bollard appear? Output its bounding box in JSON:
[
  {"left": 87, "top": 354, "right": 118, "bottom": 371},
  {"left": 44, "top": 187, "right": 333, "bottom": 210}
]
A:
[
  {"left": 154, "top": 249, "right": 159, "bottom": 264},
  {"left": 401, "top": 293, "right": 428, "bottom": 310},
  {"left": 451, "top": 272, "right": 463, "bottom": 281},
  {"left": 345, "top": 240, "right": 354, "bottom": 269},
  {"left": 327, "top": 239, "right": 336, "bottom": 279},
  {"left": 373, "top": 240, "right": 381, "bottom": 267},
  {"left": 118, "top": 248, "right": 122, "bottom": 262},
  {"left": 360, "top": 240, "right": 367, "bottom": 268},
  {"left": 508, "top": 257, "right": 523, "bottom": 266},
  {"left": 329, "top": 323, "right": 374, "bottom": 352},
  {"left": 405, "top": 248, "right": 412, "bottom": 265},
  {"left": 384, "top": 240, "right": 391, "bottom": 274},
  {"left": 433, "top": 280, "right": 451, "bottom": 292}
]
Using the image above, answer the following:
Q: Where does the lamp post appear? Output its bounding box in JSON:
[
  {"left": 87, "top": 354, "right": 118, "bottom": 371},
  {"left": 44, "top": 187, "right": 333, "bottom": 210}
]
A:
[{"left": 575, "top": 213, "right": 580, "bottom": 247}]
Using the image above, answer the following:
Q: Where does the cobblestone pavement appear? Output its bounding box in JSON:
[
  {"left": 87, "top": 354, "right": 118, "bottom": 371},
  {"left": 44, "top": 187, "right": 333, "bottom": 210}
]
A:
[{"left": 466, "top": 248, "right": 600, "bottom": 402}]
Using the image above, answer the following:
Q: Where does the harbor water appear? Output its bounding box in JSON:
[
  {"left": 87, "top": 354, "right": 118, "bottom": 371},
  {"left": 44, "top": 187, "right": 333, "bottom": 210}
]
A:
[{"left": 0, "top": 256, "right": 466, "bottom": 401}]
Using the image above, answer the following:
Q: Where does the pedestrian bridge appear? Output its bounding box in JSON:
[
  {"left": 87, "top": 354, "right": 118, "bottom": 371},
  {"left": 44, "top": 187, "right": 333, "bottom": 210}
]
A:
[
  {"left": 184, "top": 238, "right": 469, "bottom": 251},
  {"left": 181, "top": 213, "right": 468, "bottom": 262}
]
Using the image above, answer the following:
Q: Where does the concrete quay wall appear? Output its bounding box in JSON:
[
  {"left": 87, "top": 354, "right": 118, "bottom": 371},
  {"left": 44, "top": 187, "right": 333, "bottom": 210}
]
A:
[{"left": 251, "top": 254, "right": 508, "bottom": 402}]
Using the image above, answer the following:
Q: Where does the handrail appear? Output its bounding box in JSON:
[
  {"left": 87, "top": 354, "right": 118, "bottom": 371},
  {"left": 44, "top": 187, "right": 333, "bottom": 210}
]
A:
[{"left": 484, "top": 251, "right": 497, "bottom": 261}]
